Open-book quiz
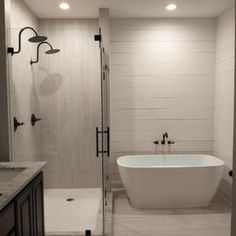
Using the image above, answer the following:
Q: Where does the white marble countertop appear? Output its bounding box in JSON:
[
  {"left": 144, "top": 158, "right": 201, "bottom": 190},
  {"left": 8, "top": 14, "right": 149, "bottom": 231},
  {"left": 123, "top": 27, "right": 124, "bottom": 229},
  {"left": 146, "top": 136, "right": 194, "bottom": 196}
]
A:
[{"left": 0, "top": 161, "right": 46, "bottom": 211}]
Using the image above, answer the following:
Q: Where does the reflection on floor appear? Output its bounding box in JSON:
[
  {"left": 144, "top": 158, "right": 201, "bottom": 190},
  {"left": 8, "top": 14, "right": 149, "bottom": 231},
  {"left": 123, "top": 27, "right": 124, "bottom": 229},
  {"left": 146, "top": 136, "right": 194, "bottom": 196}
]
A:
[
  {"left": 44, "top": 188, "right": 102, "bottom": 236},
  {"left": 113, "top": 191, "right": 231, "bottom": 236}
]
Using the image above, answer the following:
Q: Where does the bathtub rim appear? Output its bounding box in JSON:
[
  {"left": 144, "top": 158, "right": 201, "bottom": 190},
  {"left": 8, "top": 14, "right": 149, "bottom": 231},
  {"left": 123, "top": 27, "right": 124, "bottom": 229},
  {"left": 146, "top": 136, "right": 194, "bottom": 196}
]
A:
[{"left": 117, "top": 154, "right": 224, "bottom": 169}]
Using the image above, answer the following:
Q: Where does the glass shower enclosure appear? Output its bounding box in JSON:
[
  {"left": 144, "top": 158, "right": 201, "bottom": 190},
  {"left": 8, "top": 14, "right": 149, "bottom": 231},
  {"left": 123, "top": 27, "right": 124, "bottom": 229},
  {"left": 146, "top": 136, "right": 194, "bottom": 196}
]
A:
[{"left": 7, "top": 13, "right": 110, "bottom": 235}]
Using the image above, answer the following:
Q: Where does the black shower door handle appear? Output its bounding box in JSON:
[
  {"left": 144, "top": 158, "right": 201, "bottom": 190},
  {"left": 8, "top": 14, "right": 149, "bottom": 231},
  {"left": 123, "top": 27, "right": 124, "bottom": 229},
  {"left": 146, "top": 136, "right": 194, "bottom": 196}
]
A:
[
  {"left": 96, "top": 127, "right": 99, "bottom": 157},
  {"left": 96, "top": 127, "right": 110, "bottom": 157},
  {"left": 107, "top": 127, "right": 110, "bottom": 157}
]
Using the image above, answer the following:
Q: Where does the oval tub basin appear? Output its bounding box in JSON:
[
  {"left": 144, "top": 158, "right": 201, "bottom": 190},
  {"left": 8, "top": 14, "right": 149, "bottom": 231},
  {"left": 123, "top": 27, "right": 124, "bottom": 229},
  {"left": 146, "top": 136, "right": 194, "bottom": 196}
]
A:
[{"left": 117, "top": 155, "right": 224, "bottom": 209}]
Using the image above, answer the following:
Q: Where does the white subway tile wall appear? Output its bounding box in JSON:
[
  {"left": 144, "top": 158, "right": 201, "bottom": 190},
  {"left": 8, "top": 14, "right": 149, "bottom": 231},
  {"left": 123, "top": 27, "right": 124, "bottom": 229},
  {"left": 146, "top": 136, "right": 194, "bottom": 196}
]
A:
[
  {"left": 110, "top": 18, "right": 217, "bottom": 187},
  {"left": 214, "top": 7, "right": 235, "bottom": 198}
]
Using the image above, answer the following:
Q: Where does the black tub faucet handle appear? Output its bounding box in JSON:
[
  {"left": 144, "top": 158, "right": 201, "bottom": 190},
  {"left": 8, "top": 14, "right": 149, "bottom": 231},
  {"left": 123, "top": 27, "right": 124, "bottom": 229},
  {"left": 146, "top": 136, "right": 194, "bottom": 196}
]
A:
[{"left": 168, "top": 140, "right": 175, "bottom": 144}]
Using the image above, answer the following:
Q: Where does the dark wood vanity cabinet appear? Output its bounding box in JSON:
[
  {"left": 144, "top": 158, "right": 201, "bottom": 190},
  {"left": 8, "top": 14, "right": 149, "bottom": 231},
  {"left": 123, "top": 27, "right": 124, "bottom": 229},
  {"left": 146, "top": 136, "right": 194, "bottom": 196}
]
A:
[
  {"left": 15, "top": 186, "right": 34, "bottom": 236},
  {"left": 0, "top": 172, "right": 45, "bottom": 236},
  {"left": 32, "top": 173, "right": 45, "bottom": 236},
  {"left": 0, "top": 203, "right": 15, "bottom": 235}
]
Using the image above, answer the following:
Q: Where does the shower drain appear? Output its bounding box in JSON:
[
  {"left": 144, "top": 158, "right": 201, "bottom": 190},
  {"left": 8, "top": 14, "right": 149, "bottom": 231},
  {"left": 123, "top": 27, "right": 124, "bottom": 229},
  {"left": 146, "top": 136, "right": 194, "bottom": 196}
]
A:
[{"left": 66, "top": 198, "right": 74, "bottom": 202}]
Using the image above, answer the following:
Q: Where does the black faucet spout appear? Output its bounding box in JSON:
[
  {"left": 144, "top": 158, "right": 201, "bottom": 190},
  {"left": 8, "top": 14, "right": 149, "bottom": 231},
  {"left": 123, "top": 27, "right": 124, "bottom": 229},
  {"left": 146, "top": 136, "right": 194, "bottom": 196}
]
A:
[{"left": 161, "top": 132, "right": 168, "bottom": 145}]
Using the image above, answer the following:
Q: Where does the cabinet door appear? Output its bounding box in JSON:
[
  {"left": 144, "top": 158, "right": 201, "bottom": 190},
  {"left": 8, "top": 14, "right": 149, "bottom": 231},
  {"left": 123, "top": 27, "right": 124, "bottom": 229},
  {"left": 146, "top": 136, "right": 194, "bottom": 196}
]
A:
[
  {"left": 15, "top": 186, "right": 34, "bottom": 236},
  {"left": 0, "top": 203, "right": 15, "bottom": 236},
  {"left": 8, "top": 229, "right": 16, "bottom": 236},
  {"left": 32, "top": 173, "right": 45, "bottom": 236}
]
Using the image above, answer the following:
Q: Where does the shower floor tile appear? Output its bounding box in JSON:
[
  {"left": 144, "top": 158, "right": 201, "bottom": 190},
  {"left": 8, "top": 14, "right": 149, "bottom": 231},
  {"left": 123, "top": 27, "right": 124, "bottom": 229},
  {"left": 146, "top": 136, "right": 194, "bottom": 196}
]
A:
[
  {"left": 44, "top": 188, "right": 102, "bottom": 235},
  {"left": 113, "top": 190, "right": 231, "bottom": 236}
]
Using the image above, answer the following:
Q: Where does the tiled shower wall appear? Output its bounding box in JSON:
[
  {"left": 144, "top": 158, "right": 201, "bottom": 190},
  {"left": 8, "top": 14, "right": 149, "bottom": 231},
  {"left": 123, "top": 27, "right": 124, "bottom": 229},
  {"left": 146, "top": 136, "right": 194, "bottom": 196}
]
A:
[
  {"left": 110, "top": 18, "right": 217, "bottom": 187},
  {"left": 10, "top": 0, "right": 101, "bottom": 188},
  {"left": 10, "top": 0, "right": 40, "bottom": 161},
  {"left": 37, "top": 19, "right": 101, "bottom": 188},
  {"left": 214, "top": 7, "right": 235, "bottom": 198}
]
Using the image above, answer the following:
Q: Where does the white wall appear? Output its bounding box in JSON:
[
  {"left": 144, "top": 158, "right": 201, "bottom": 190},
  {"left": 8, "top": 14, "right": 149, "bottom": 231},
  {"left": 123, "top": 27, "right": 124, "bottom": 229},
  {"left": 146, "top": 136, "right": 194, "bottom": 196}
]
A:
[
  {"left": 214, "top": 7, "right": 235, "bottom": 198},
  {"left": 110, "top": 18, "right": 216, "bottom": 187}
]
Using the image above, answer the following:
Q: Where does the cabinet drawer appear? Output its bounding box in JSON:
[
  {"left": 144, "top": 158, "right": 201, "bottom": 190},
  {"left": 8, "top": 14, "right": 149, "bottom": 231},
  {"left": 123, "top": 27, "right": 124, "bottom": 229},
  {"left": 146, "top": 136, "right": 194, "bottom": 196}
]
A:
[{"left": 0, "top": 203, "right": 15, "bottom": 235}]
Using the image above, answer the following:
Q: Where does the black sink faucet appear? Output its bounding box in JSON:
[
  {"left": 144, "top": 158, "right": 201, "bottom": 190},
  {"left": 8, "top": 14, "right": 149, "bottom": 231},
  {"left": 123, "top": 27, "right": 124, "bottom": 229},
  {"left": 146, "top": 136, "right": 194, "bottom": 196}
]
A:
[{"left": 161, "top": 132, "right": 168, "bottom": 145}]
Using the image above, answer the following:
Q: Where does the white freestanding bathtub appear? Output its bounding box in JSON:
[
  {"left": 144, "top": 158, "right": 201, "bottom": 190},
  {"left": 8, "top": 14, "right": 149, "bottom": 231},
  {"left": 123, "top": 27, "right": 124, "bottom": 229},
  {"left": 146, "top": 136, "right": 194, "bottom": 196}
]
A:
[{"left": 117, "top": 155, "right": 224, "bottom": 209}]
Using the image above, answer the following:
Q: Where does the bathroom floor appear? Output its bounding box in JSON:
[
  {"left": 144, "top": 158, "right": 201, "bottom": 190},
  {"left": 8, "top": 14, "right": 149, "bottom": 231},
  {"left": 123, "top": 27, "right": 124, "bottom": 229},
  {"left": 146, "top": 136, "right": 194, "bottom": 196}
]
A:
[
  {"left": 113, "top": 191, "right": 231, "bottom": 236},
  {"left": 44, "top": 188, "right": 102, "bottom": 236}
]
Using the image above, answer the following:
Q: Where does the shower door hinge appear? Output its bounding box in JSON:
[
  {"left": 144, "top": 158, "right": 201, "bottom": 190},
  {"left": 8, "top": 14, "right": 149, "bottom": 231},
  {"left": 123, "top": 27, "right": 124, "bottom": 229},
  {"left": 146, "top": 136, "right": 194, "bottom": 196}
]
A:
[
  {"left": 94, "top": 28, "right": 102, "bottom": 48},
  {"left": 94, "top": 34, "right": 102, "bottom": 42}
]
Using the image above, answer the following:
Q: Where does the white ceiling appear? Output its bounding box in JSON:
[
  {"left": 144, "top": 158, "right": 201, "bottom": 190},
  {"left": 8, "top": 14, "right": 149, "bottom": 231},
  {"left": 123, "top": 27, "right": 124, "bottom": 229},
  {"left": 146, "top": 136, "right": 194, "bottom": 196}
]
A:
[{"left": 22, "top": 0, "right": 235, "bottom": 19}]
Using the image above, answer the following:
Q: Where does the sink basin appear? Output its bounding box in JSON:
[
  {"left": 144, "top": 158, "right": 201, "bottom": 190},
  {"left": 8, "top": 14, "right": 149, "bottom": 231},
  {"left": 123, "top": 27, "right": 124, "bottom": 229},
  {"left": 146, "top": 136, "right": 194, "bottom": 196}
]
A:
[{"left": 0, "top": 168, "right": 25, "bottom": 183}]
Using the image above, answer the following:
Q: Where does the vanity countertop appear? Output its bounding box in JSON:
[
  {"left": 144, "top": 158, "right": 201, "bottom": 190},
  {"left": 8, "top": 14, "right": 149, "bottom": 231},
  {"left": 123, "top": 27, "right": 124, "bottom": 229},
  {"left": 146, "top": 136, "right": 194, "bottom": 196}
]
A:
[{"left": 0, "top": 161, "right": 46, "bottom": 211}]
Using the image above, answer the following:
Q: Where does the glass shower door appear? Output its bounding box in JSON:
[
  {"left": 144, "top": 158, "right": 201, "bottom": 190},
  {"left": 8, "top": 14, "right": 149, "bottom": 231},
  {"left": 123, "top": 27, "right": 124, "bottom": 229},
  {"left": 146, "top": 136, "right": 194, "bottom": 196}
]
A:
[
  {"left": 101, "top": 50, "right": 110, "bottom": 236},
  {"left": 95, "top": 29, "right": 110, "bottom": 236}
]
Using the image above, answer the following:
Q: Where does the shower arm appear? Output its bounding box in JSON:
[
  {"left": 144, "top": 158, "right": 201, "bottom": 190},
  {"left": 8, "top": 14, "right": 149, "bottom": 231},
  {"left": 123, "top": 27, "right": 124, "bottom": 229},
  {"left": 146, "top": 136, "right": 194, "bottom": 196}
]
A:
[
  {"left": 8, "top": 27, "right": 38, "bottom": 55},
  {"left": 30, "top": 41, "right": 53, "bottom": 65}
]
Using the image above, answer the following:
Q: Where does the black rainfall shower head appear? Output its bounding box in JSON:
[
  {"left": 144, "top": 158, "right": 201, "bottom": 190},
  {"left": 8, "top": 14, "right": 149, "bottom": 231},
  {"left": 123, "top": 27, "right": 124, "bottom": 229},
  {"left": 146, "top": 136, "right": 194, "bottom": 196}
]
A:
[
  {"left": 30, "top": 41, "right": 61, "bottom": 65},
  {"left": 45, "top": 49, "right": 60, "bottom": 54},
  {"left": 28, "top": 35, "right": 48, "bottom": 43},
  {"left": 7, "top": 27, "right": 48, "bottom": 55}
]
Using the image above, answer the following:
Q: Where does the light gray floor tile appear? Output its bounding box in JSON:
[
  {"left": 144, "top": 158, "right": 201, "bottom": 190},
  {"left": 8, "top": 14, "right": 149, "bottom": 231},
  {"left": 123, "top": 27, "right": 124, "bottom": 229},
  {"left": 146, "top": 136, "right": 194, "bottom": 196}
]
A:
[{"left": 113, "top": 191, "right": 231, "bottom": 236}]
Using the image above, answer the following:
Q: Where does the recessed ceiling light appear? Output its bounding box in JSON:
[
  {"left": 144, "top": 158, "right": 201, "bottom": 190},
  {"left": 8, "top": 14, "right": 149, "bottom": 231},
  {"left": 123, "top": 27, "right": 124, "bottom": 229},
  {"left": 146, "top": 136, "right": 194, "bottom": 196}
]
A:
[
  {"left": 166, "top": 3, "right": 177, "bottom": 11},
  {"left": 59, "top": 2, "right": 70, "bottom": 10}
]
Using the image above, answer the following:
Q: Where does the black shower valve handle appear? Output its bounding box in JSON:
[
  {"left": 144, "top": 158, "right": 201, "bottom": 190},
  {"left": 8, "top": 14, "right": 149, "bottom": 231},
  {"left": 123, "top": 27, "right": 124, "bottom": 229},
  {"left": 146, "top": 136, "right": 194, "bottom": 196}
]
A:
[
  {"left": 153, "top": 140, "right": 159, "bottom": 145},
  {"left": 31, "top": 114, "right": 42, "bottom": 126},
  {"left": 14, "top": 117, "right": 25, "bottom": 131},
  {"left": 16, "top": 121, "right": 25, "bottom": 126}
]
